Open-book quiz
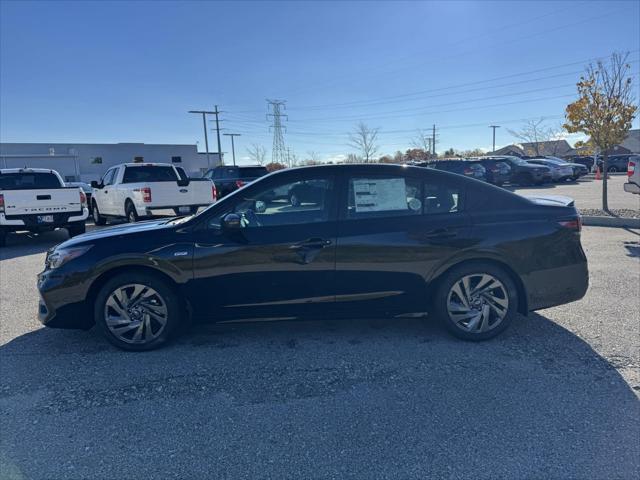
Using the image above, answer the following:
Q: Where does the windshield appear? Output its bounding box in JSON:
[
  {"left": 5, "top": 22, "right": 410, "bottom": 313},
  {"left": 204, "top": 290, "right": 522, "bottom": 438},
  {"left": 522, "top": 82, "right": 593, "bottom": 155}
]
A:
[{"left": 0, "top": 172, "right": 62, "bottom": 190}]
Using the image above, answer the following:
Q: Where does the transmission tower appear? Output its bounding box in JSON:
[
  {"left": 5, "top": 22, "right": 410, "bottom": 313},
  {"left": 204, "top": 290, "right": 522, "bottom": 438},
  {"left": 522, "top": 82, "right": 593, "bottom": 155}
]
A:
[{"left": 267, "top": 99, "right": 287, "bottom": 164}]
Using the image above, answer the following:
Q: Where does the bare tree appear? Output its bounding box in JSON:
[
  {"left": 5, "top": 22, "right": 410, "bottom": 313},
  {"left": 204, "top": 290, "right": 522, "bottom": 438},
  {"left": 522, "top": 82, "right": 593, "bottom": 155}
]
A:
[
  {"left": 307, "top": 150, "right": 321, "bottom": 163},
  {"left": 411, "top": 129, "right": 432, "bottom": 155},
  {"left": 564, "top": 52, "right": 637, "bottom": 210},
  {"left": 246, "top": 144, "right": 267, "bottom": 165},
  {"left": 349, "top": 122, "right": 379, "bottom": 162},
  {"left": 507, "top": 118, "right": 552, "bottom": 156}
]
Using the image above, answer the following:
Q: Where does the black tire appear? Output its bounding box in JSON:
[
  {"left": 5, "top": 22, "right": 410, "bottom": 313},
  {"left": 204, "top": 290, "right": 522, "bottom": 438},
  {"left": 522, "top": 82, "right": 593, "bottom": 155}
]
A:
[
  {"left": 432, "top": 262, "right": 519, "bottom": 341},
  {"left": 94, "top": 272, "right": 182, "bottom": 351},
  {"left": 67, "top": 222, "right": 86, "bottom": 238},
  {"left": 125, "top": 201, "right": 138, "bottom": 223},
  {"left": 92, "top": 201, "right": 107, "bottom": 225}
]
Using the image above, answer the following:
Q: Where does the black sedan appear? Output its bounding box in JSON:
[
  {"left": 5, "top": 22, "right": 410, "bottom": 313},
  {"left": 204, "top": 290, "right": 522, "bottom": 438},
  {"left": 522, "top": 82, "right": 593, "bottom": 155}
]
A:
[
  {"left": 38, "top": 164, "right": 588, "bottom": 350},
  {"left": 485, "top": 156, "right": 552, "bottom": 185}
]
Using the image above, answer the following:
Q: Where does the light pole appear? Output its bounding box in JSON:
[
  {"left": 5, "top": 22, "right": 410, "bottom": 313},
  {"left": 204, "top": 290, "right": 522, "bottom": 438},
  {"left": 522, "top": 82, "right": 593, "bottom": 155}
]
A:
[
  {"left": 223, "top": 133, "right": 241, "bottom": 166},
  {"left": 489, "top": 125, "right": 500, "bottom": 153}
]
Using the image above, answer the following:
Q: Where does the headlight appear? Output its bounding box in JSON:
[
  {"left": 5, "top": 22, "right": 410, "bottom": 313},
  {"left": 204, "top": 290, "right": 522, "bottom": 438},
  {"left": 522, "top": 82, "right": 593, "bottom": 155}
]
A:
[{"left": 46, "top": 245, "right": 93, "bottom": 270}]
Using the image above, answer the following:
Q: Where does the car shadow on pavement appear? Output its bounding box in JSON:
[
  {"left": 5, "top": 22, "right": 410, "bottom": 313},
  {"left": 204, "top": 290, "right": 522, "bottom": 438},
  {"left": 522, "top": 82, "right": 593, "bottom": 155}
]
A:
[
  {"left": 1, "top": 312, "right": 639, "bottom": 478},
  {"left": 0, "top": 230, "right": 69, "bottom": 260},
  {"left": 623, "top": 241, "right": 640, "bottom": 257}
]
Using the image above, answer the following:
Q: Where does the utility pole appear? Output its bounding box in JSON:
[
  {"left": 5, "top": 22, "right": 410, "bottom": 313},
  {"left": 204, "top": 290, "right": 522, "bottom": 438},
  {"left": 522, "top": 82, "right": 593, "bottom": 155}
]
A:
[
  {"left": 267, "top": 99, "right": 288, "bottom": 164},
  {"left": 213, "top": 105, "right": 223, "bottom": 165},
  {"left": 188, "top": 110, "right": 216, "bottom": 168},
  {"left": 223, "top": 133, "right": 241, "bottom": 166},
  {"left": 432, "top": 124, "right": 436, "bottom": 156},
  {"left": 489, "top": 125, "right": 500, "bottom": 153}
]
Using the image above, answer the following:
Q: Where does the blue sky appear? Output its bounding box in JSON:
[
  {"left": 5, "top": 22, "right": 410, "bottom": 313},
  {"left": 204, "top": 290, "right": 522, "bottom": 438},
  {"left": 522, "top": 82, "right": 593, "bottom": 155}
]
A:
[{"left": 1, "top": 0, "right": 639, "bottom": 163}]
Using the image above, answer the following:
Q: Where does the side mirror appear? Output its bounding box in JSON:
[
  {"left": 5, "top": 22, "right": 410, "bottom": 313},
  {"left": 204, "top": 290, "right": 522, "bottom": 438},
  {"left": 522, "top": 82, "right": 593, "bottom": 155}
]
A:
[
  {"left": 254, "top": 200, "right": 267, "bottom": 213},
  {"left": 222, "top": 213, "right": 242, "bottom": 230},
  {"left": 177, "top": 178, "right": 190, "bottom": 187},
  {"left": 91, "top": 181, "right": 102, "bottom": 189}
]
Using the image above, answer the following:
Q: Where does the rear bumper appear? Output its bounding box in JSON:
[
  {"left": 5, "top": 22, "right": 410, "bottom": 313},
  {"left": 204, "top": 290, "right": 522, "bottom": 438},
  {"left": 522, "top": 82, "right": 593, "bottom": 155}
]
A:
[
  {"left": 524, "top": 260, "right": 589, "bottom": 311},
  {"left": 624, "top": 182, "right": 640, "bottom": 194},
  {"left": 0, "top": 209, "right": 88, "bottom": 231},
  {"left": 137, "top": 204, "right": 210, "bottom": 217}
]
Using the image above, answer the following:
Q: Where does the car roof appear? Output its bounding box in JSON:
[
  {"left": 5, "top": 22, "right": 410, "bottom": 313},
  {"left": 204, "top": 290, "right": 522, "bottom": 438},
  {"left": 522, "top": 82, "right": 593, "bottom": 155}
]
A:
[{"left": 118, "top": 163, "right": 176, "bottom": 168}]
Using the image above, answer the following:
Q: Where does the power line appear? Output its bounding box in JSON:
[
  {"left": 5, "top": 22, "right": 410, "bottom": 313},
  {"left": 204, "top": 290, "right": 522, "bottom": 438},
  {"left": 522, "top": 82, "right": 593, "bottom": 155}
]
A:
[
  {"left": 223, "top": 133, "right": 241, "bottom": 166},
  {"left": 188, "top": 109, "right": 216, "bottom": 168},
  {"left": 267, "top": 99, "right": 288, "bottom": 164}
]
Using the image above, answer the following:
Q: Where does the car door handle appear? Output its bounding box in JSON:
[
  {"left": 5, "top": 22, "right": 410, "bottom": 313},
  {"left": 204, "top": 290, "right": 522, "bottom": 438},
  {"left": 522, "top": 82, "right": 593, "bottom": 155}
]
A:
[
  {"left": 290, "top": 238, "right": 332, "bottom": 250},
  {"left": 422, "top": 228, "right": 457, "bottom": 239}
]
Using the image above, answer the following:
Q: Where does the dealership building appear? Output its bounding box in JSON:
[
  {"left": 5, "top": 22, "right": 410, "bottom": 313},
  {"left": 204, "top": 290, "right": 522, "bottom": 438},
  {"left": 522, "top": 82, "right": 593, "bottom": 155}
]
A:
[{"left": 0, "top": 142, "right": 221, "bottom": 182}]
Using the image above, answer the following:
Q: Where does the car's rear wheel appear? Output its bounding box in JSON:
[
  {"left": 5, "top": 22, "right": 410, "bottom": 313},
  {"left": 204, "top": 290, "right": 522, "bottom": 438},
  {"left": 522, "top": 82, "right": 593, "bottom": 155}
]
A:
[
  {"left": 95, "top": 273, "right": 181, "bottom": 351},
  {"left": 125, "top": 201, "right": 139, "bottom": 223},
  {"left": 433, "top": 262, "right": 518, "bottom": 341},
  {"left": 92, "top": 201, "right": 107, "bottom": 225}
]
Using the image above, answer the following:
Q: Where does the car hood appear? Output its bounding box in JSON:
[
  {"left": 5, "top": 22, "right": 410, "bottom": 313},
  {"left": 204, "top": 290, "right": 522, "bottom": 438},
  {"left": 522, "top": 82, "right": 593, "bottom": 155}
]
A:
[{"left": 56, "top": 219, "right": 174, "bottom": 249}]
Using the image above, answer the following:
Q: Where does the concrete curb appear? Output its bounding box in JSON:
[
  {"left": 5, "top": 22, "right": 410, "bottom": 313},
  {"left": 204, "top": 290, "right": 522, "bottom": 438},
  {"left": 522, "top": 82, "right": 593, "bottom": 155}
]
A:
[{"left": 582, "top": 216, "right": 640, "bottom": 228}]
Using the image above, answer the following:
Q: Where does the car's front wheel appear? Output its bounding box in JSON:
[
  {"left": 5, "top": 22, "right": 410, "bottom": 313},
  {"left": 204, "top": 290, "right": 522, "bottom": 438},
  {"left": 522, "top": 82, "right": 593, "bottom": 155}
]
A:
[
  {"left": 433, "top": 262, "right": 518, "bottom": 341},
  {"left": 95, "top": 272, "right": 182, "bottom": 351},
  {"left": 92, "top": 201, "right": 107, "bottom": 225}
]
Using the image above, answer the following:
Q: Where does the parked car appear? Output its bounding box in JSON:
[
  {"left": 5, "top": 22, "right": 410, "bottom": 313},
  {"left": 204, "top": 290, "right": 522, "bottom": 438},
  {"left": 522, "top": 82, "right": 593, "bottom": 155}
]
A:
[
  {"left": 203, "top": 165, "right": 269, "bottom": 198},
  {"left": 565, "top": 155, "right": 595, "bottom": 171},
  {"left": 65, "top": 181, "right": 93, "bottom": 215},
  {"left": 419, "top": 159, "right": 487, "bottom": 182},
  {"left": 38, "top": 164, "right": 589, "bottom": 350},
  {"left": 524, "top": 158, "right": 574, "bottom": 182},
  {"left": 596, "top": 154, "right": 634, "bottom": 173},
  {"left": 623, "top": 155, "right": 639, "bottom": 194},
  {"left": 481, "top": 156, "right": 552, "bottom": 185},
  {"left": 471, "top": 158, "right": 512, "bottom": 186},
  {"left": 0, "top": 168, "right": 88, "bottom": 247},
  {"left": 91, "top": 163, "right": 215, "bottom": 224},
  {"left": 535, "top": 156, "right": 589, "bottom": 180}
]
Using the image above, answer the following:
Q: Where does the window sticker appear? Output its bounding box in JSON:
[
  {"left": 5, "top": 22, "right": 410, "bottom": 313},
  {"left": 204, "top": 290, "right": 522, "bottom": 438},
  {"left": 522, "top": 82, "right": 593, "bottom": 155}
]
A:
[{"left": 353, "top": 178, "right": 408, "bottom": 212}]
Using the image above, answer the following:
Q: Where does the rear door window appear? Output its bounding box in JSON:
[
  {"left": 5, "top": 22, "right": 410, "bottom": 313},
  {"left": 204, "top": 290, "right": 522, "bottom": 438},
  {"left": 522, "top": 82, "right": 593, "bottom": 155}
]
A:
[
  {"left": 347, "top": 176, "right": 422, "bottom": 219},
  {"left": 122, "top": 166, "right": 178, "bottom": 183},
  {"left": 0, "top": 172, "right": 61, "bottom": 190}
]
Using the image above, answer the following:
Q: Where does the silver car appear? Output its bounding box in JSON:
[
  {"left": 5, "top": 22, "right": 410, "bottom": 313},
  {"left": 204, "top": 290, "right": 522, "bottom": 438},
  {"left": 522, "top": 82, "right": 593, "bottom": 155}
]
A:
[{"left": 526, "top": 158, "right": 574, "bottom": 182}]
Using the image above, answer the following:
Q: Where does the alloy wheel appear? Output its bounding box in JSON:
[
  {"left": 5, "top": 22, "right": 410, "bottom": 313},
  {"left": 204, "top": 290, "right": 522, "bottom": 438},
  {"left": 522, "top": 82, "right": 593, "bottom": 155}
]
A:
[
  {"left": 446, "top": 273, "right": 509, "bottom": 333},
  {"left": 104, "top": 283, "right": 168, "bottom": 344}
]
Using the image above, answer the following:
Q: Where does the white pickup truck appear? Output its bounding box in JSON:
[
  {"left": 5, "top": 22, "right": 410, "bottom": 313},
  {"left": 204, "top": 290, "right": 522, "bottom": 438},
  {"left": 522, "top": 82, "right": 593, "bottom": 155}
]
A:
[
  {"left": 90, "top": 163, "right": 216, "bottom": 224},
  {"left": 0, "top": 168, "right": 89, "bottom": 247}
]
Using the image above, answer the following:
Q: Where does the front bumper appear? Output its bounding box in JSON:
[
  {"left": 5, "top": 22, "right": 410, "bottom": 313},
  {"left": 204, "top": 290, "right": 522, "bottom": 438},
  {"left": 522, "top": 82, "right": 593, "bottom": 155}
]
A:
[
  {"left": 37, "top": 269, "right": 93, "bottom": 329},
  {"left": 624, "top": 182, "right": 640, "bottom": 194}
]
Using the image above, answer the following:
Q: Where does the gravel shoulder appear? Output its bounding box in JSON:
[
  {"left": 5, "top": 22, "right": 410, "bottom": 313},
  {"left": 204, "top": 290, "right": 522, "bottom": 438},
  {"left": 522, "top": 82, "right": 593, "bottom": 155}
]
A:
[{"left": 1, "top": 227, "right": 639, "bottom": 479}]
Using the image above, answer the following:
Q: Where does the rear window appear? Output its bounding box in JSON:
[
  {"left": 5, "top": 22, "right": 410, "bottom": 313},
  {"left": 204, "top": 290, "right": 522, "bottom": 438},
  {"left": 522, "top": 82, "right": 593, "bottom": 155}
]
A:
[
  {"left": 0, "top": 172, "right": 62, "bottom": 190},
  {"left": 239, "top": 167, "right": 268, "bottom": 179},
  {"left": 122, "top": 166, "right": 178, "bottom": 183}
]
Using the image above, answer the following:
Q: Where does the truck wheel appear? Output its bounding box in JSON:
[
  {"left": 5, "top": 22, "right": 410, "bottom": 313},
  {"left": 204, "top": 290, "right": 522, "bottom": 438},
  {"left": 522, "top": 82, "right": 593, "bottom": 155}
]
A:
[
  {"left": 92, "top": 201, "right": 107, "bottom": 225},
  {"left": 95, "top": 272, "right": 182, "bottom": 351},
  {"left": 125, "top": 201, "right": 139, "bottom": 223},
  {"left": 67, "top": 223, "right": 86, "bottom": 238}
]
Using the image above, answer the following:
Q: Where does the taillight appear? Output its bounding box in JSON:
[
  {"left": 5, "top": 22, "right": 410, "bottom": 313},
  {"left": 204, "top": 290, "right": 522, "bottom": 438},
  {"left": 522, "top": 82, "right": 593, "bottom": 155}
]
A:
[
  {"left": 558, "top": 217, "right": 582, "bottom": 232},
  {"left": 628, "top": 160, "right": 636, "bottom": 177},
  {"left": 141, "top": 187, "right": 152, "bottom": 203},
  {"left": 0, "top": 194, "right": 4, "bottom": 213},
  {"left": 79, "top": 191, "right": 87, "bottom": 208},
  {"left": 235, "top": 180, "right": 245, "bottom": 188},
  {"left": 212, "top": 183, "right": 217, "bottom": 201}
]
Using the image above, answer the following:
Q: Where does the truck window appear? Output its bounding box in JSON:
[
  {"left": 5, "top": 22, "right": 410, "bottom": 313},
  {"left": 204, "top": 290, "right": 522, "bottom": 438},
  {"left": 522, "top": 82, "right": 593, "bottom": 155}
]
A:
[
  {"left": 239, "top": 167, "right": 268, "bottom": 179},
  {"left": 0, "top": 172, "right": 62, "bottom": 190},
  {"left": 122, "top": 166, "right": 178, "bottom": 183}
]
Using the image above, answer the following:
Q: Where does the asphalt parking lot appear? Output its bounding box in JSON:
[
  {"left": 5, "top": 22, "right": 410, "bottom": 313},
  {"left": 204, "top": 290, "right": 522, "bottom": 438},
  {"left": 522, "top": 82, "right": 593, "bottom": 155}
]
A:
[
  {"left": 1, "top": 225, "right": 639, "bottom": 479},
  {"left": 510, "top": 175, "right": 640, "bottom": 213}
]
